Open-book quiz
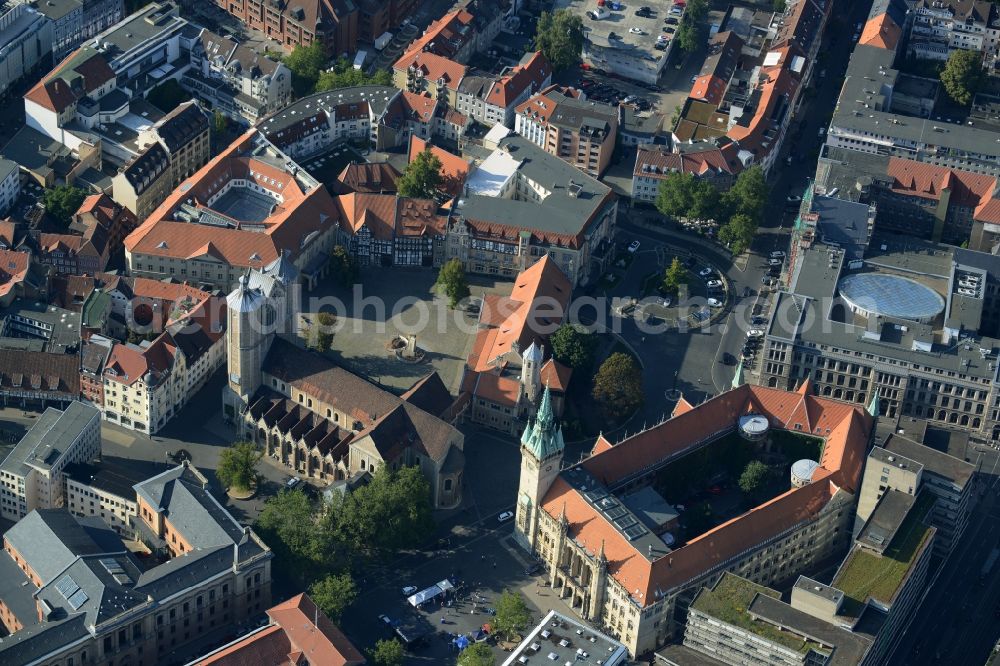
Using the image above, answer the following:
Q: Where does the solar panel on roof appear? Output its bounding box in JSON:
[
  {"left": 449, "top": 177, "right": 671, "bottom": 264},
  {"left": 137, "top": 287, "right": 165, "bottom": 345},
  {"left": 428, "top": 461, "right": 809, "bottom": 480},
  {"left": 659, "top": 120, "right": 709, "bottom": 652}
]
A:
[
  {"left": 100, "top": 558, "right": 124, "bottom": 575},
  {"left": 604, "top": 506, "right": 627, "bottom": 520},
  {"left": 623, "top": 524, "right": 648, "bottom": 540},
  {"left": 55, "top": 575, "right": 80, "bottom": 599},
  {"left": 68, "top": 588, "right": 89, "bottom": 610},
  {"left": 613, "top": 515, "right": 638, "bottom": 530}
]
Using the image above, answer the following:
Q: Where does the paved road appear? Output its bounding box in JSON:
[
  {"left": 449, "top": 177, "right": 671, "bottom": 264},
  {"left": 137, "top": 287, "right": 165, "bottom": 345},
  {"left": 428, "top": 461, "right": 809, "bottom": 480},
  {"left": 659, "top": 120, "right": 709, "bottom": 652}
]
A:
[{"left": 891, "top": 483, "right": 1000, "bottom": 665}]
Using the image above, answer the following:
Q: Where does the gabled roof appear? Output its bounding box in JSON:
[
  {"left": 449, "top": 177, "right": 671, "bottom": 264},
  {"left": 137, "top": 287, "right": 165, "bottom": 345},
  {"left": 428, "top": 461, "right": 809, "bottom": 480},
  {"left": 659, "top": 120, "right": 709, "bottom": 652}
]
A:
[
  {"left": 4, "top": 510, "right": 124, "bottom": 585},
  {"left": 393, "top": 51, "right": 468, "bottom": 92},
  {"left": 333, "top": 161, "right": 401, "bottom": 194},
  {"left": 488, "top": 51, "right": 553, "bottom": 107},
  {"left": 408, "top": 136, "right": 470, "bottom": 197},
  {"left": 24, "top": 47, "right": 115, "bottom": 114},
  {"left": 859, "top": 12, "right": 901, "bottom": 50},
  {"left": 0, "top": 248, "right": 30, "bottom": 299}
]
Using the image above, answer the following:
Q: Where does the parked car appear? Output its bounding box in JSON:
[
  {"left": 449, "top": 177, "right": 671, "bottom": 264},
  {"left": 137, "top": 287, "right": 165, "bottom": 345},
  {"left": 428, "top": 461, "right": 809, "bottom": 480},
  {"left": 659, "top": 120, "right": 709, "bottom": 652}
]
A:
[
  {"left": 752, "top": 315, "right": 767, "bottom": 325},
  {"left": 722, "top": 352, "right": 736, "bottom": 365},
  {"left": 378, "top": 614, "right": 394, "bottom": 626},
  {"left": 284, "top": 476, "right": 301, "bottom": 489},
  {"left": 706, "top": 279, "right": 722, "bottom": 288},
  {"left": 707, "top": 298, "right": 722, "bottom": 307},
  {"left": 660, "top": 296, "right": 672, "bottom": 307},
  {"left": 498, "top": 511, "right": 515, "bottom": 523},
  {"left": 524, "top": 562, "right": 543, "bottom": 575},
  {"left": 628, "top": 27, "right": 645, "bottom": 34},
  {"left": 665, "top": 16, "right": 679, "bottom": 24},
  {"left": 628, "top": 240, "right": 641, "bottom": 253},
  {"left": 762, "top": 276, "right": 775, "bottom": 286},
  {"left": 770, "top": 251, "right": 785, "bottom": 259},
  {"left": 747, "top": 329, "right": 764, "bottom": 338},
  {"left": 401, "top": 586, "right": 417, "bottom": 596},
  {"left": 768, "top": 258, "right": 783, "bottom": 266},
  {"left": 742, "top": 286, "right": 754, "bottom": 298},
  {"left": 785, "top": 195, "right": 801, "bottom": 204},
  {"left": 699, "top": 267, "right": 713, "bottom": 277}
]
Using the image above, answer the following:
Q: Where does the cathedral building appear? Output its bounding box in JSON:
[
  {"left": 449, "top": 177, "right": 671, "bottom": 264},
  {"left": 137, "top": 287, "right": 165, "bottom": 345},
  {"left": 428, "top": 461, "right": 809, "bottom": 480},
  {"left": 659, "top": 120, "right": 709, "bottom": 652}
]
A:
[{"left": 222, "top": 260, "right": 466, "bottom": 508}]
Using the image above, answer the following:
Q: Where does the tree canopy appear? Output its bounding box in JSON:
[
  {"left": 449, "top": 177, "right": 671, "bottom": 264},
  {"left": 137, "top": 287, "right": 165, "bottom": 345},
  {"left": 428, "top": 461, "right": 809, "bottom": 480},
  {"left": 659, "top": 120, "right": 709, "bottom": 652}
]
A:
[
  {"left": 309, "top": 572, "right": 357, "bottom": 621},
  {"left": 254, "top": 488, "right": 323, "bottom": 577},
  {"left": 738, "top": 460, "right": 770, "bottom": 495},
  {"left": 534, "top": 10, "right": 584, "bottom": 71},
  {"left": 42, "top": 185, "right": 87, "bottom": 229},
  {"left": 940, "top": 49, "right": 983, "bottom": 107},
  {"left": 398, "top": 148, "right": 444, "bottom": 199},
  {"left": 494, "top": 589, "right": 532, "bottom": 641},
  {"left": 313, "top": 311, "right": 337, "bottom": 353},
  {"left": 662, "top": 257, "right": 688, "bottom": 293},
  {"left": 592, "top": 352, "right": 643, "bottom": 421},
  {"left": 323, "top": 464, "right": 435, "bottom": 558},
  {"left": 458, "top": 642, "right": 496, "bottom": 666},
  {"left": 550, "top": 323, "right": 597, "bottom": 370},
  {"left": 435, "top": 258, "right": 471, "bottom": 308},
  {"left": 721, "top": 166, "right": 768, "bottom": 222},
  {"left": 328, "top": 245, "right": 359, "bottom": 286},
  {"left": 675, "top": 0, "right": 709, "bottom": 52},
  {"left": 655, "top": 172, "right": 718, "bottom": 220},
  {"left": 371, "top": 639, "right": 405, "bottom": 666},
  {"left": 316, "top": 59, "right": 393, "bottom": 93},
  {"left": 215, "top": 441, "right": 262, "bottom": 492},
  {"left": 284, "top": 42, "right": 328, "bottom": 96},
  {"left": 718, "top": 213, "right": 757, "bottom": 256}
]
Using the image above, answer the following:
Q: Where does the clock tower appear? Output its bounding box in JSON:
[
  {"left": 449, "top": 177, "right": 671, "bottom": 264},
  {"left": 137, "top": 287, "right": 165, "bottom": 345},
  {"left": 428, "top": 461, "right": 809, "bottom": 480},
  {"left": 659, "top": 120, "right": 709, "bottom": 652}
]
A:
[{"left": 514, "top": 385, "right": 564, "bottom": 551}]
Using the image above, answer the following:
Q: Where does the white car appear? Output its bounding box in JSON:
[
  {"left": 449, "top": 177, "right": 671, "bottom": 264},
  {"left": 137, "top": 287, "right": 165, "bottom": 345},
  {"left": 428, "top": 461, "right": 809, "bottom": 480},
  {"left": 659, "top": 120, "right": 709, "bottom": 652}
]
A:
[
  {"left": 769, "top": 251, "right": 785, "bottom": 259},
  {"left": 699, "top": 267, "right": 713, "bottom": 277},
  {"left": 629, "top": 27, "right": 645, "bottom": 34},
  {"left": 660, "top": 297, "right": 672, "bottom": 307},
  {"left": 706, "top": 279, "right": 722, "bottom": 288},
  {"left": 768, "top": 258, "right": 783, "bottom": 267},
  {"left": 628, "top": 240, "right": 641, "bottom": 253},
  {"left": 498, "top": 511, "right": 515, "bottom": 523},
  {"left": 707, "top": 298, "right": 722, "bottom": 307},
  {"left": 747, "top": 329, "right": 764, "bottom": 338},
  {"left": 402, "top": 586, "right": 417, "bottom": 596}
]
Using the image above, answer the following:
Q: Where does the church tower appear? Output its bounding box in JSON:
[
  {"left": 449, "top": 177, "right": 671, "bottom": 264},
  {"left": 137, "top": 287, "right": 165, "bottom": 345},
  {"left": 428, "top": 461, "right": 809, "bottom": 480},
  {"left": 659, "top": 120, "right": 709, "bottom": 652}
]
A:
[
  {"left": 514, "top": 385, "right": 565, "bottom": 551},
  {"left": 520, "top": 341, "right": 543, "bottom": 404},
  {"left": 222, "top": 274, "right": 272, "bottom": 419}
]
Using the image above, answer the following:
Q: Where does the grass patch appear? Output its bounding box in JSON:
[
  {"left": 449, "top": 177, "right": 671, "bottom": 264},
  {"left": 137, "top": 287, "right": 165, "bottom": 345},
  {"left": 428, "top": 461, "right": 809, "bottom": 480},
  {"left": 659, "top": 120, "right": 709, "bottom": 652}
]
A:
[
  {"left": 771, "top": 430, "right": 824, "bottom": 462},
  {"left": 692, "top": 573, "right": 825, "bottom": 654},
  {"left": 832, "top": 493, "right": 936, "bottom": 617},
  {"left": 654, "top": 431, "right": 752, "bottom": 504}
]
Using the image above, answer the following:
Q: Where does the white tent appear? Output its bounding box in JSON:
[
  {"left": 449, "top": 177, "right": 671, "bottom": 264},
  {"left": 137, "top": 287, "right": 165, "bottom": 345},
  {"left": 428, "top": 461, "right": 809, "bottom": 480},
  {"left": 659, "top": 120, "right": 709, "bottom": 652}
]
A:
[
  {"left": 407, "top": 584, "right": 443, "bottom": 607},
  {"left": 436, "top": 579, "right": 454, "bottom": 593}
]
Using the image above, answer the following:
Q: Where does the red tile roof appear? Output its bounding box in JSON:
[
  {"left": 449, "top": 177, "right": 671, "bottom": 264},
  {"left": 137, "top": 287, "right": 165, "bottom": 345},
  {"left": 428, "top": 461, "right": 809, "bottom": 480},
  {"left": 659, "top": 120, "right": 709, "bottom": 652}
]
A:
[
  {"left": 859, "top": 13, "right": 901, "bottom": 50},
  {"left": 393, "top": 50, "right": 468, "bottom": 92},
  {"left": 408, "top": 136, "right": 470, "bottom": 197},
  {"left": 488, "top": 52, "right": 553, "bottom": 108},
  {"left": 0, "top": 249, "right": 30, "bottom": 299},
  {"left": 634, "top": 145, "right": 742, "bottom": 179},
  {"left": 540, "top": 358, "right": 571, "bottom": 392},
  {"left": 887, "top": 157, "right": 1000, "bottom": 222},
  {"left": 125, "top": 130, "right": 338, "bottom": 269},
  {"left": 540, "top": 384, "right": 872, "bottom": 606},
  {"left": 24, "top": 49, "right": 115, "bottom": 114},
  {"left": 191, "top": 593, "right": 364, "bottom": 666}
]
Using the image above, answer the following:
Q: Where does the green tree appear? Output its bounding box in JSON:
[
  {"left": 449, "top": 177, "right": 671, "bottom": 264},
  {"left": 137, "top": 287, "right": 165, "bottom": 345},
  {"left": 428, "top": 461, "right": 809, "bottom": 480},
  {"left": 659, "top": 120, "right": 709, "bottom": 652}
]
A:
[
  {"left": 254, "top": 488, "right": 322, "bottom": 575},
  {"left": 940, "top": 49, "right": 983, "bottom": 106},
  {"left": 435, "top": 258, "right": 471, "bottom": 308},
  {"left": 212, "top": 109, "right": 228, "bottom": 135},
  {"left": 325, "top": 465, "right": 435, "bottom": 558},
  {"left": 215, "top": 441, "right": 262, "bottom": 492},
  {"left": 458, "top": 642, "right": 496, "bottom": 666},
  {"left": 675, "top": 0, "right": 709, "bottom": 53},
  {"left": 534, "top": 11, "right": 584, "bottom": 71},
  {"left": 309, "top": 572, "right": 356, "bottom": 621},
  {"left": 42, "top": 185, "right": 87, "bottom": 229},
  {"left": 721, "top": 166, "right": 768, "bottom": 221},
  {"left": 718, "top": 213, "right": 757, "bottom": 256},
  {"left": 315, "top": 60, "right": 393, "bottom": 92},
  {"left": 655, "top": 172, "right": 697, "bottom": 218},
  {"left": 738, "top": 460, "right": 770, "bottom": 495},
  {"left": 494, "top": 589, "right": 532, "bottom": 641},
  {"left": 146, "top": 79, "right": 187, "bottom": 112},
  {"left": 313, "top": 311, "right": 336, "bottom": 352},
  {"left": 689, "top": 179, "right": 719, "bottom": 220},
  {"left": 328, "top": 245, "right": 359, "bottom": 286},
  {"left": 662, "top": 256, "right": 688, "bottom": 293},
  {"left": 550, "top": 323, "right": 596, "bottom": 370},
  {"left": 397, "top": 148, "right": 444, "bottom": 199},
  {"left": 371, "top": 639, "right": 405, "bottom": 666},
  {"left": 285, "top": 42, "right": 328, "bottom": 95},
  {"left": 592, "top": 352, "right": 643, "bottom": 421},
  {"left": 772, "top": 0, "right": 787, "bottom": 12}
]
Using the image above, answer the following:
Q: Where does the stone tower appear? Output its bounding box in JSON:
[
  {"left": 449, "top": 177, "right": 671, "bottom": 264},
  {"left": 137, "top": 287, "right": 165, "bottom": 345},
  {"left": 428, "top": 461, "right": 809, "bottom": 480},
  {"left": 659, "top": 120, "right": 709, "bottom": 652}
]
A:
[
  {"left": 514, "top": 385, "right": 565, "bottom": 551},
  {"left": 221, "top": 256, "right": 297, "bottom": 420},
  {"left": 520, "top": 341, "right": 543, "bottom": 404}
]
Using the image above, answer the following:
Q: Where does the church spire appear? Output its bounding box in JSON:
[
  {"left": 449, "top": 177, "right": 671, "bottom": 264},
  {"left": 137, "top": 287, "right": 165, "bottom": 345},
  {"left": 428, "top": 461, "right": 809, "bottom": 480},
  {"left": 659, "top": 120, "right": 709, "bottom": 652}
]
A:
[
  {"left": 867, "top": 387, "right": 880, "bottom": 418},
  {"left": 731, "top": 357, "right": 744, "bottom": 390},
  {"left": 521, "top": 384, "right": 564, "bottom": 460}
]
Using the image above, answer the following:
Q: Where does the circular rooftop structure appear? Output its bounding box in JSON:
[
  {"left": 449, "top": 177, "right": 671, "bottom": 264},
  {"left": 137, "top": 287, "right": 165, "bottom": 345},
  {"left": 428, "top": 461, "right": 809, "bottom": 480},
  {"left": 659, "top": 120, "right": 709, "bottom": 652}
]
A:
[
  {"left": 791, "top": 459, "right": 820, "bottom": 488},
  {"left": 838, "top": 273, "right": 944, "bottom": 323},
  {"left": 739, "top": 414, "right": 769, "bottom": 441}
]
